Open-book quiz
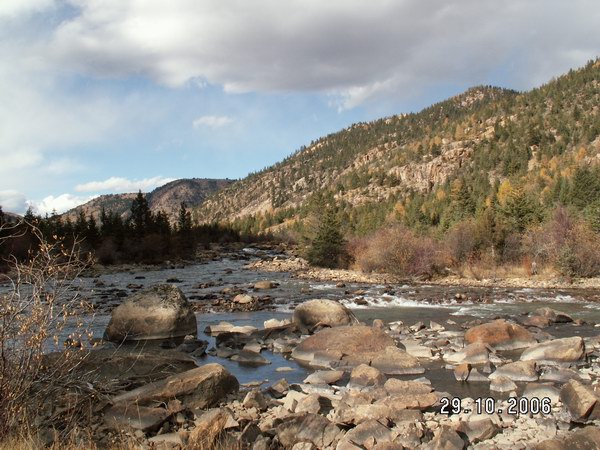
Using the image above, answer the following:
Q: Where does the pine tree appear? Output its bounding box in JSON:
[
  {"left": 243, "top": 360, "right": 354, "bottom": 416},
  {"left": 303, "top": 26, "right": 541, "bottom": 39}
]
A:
[
  {"left": 130, "top": 190, "right": 153, "bottom": 236},
  {"left": 306, "top": 205, "right": 346, "bottom": 268}
]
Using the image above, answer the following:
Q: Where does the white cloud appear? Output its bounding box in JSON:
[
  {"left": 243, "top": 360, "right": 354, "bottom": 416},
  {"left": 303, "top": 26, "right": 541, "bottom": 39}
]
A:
[
  {"left": 33, "top": 193, "right": 98, "bottom": 216},
  {"left": 192, "top": 115, "right": 234, "bottom": 129},
  {"left": 46, "top": 0, "right": 600, "bottom": 107},
  {"left": 75, "top": 176, "right": 175, "bottom": 193},
  {"left": 0, "top": 0, "right": 54, "bottom": 20},
  {"left": 0, "top": 190, "right": 28, "bottom": 213}
]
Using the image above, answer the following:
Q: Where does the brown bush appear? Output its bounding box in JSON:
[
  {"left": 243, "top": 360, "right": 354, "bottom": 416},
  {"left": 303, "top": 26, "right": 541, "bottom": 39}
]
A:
[
  {"left": 352, "top": 225, "right": 448, "bottom": 279},
  {"left": 0, "top": 225, "right": 93, "bottom": 439},
  {"left": 445, "top": 220, "right": 479, "bottom": 267}
]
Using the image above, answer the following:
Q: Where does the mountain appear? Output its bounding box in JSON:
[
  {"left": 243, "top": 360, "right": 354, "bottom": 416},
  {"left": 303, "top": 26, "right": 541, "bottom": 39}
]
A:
[
  {"left": 63, "top": 178, "right": 234, "bottom": 224},
  {"left": 196, "top": 59, "right": 600, "bottom": 235}
]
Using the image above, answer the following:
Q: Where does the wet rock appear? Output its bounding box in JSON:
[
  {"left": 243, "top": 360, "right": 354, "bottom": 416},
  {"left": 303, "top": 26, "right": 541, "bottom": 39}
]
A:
[
  {"left": 423, "top": 426, "right": 465, "bottom": 450},
  {"left": 176, "top": 336, "right": 209, "bottom": 355},
  {"left": 490, "top": 375, "right": 517, "bottom": 393},
  {"left": 104, "top": 284, "right": 197, "bottom": 342},
  {"left": 348, "top": 364, "right": 386, "bottom": 389},
  {"left": 464, "top": 319, "right": 535, "bottom": 350},
  {"left": 489, "top": 360, "right": 538, "bottom": 382},
  {"left": 291, "top": 325, "right": 395, "bottom": 366},
  {"left": 112, "top": 363, "right": 239, "bottom": 410},
  {"left": 303, "top": 370, "right": 344, "bottom": 385},
  {"left": 401, "top": 339, "right": 434, "bottom": 358},
  {"left": 560, "top": 379, "right": 600, "bottom": 422},
  {"left": 104, "top": 404, "right": 171, "bottom": 432},
  {"left": 231, "top": 350, "right": 271, "bottom": 365},
  {"left": 293, "top": 299, "right": 357, "bottom": 333},
  {"left": 254, "top": 280, "right": 276, "bottom": 289},
  {"left": 275, "top": 413, "right": 342, "bottom": 449},
  {"left": 520, "top": 336, "right": 585, "bottom": 365},
  {"left": 532, "top": 307, "right": 574, "bottom": 324}
]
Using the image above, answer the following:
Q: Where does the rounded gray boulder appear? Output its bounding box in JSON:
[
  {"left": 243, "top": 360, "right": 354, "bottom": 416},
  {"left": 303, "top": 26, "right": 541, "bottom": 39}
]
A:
[
  {"left": 293, "top": 299, "right": 356, "bottom": 333},
  {"left": 104, "top": 284, "right": 197, "bottom": 342}
]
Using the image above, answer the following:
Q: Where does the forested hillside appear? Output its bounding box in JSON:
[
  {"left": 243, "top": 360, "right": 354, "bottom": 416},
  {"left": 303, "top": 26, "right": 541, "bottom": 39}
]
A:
[{"left": 197, "top": 59, "right": 600, "bottom": 276}]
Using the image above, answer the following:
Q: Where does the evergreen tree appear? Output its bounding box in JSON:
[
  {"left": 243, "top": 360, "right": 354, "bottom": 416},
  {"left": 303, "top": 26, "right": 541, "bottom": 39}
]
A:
[
  {"left": 177, "top": 202, "right": 193, "bottom": 234},
  {"left": 130, "top": 190, "right": 153, "bottom": 236},
  {"left": 500, "top": 186, "right": 542, "bottom": 232},
  {"left": 306, "top": 205, "right": 346, "bottom": 268}
]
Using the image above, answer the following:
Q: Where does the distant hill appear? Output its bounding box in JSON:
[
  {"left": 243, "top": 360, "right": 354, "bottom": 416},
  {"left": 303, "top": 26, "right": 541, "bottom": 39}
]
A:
[
  {"left": 195, "top": 59, "right": 600, "bottom": 235},
  {"left": 62, "top": 178, "right": 234, "bottom": 224}
]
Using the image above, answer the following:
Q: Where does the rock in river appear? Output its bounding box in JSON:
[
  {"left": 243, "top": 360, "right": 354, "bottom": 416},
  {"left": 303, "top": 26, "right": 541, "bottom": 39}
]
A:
[
  {"left": 292, "top": 325, "right": 423, "bottom": 374},
  {"left": 112, "top": 363, "right": 239, "bottom": 410},
  {"left": 104, "top": 284, "right": 197, "bottom": 342},
  {"left": 464, "top": 319, "right": 535, "bottom": 350},
  {"left": 520, "top": 336, "right": 585, "bottom": 365},
  {"left": 293, "top": 299, "right": 356, "bottom": 333}
]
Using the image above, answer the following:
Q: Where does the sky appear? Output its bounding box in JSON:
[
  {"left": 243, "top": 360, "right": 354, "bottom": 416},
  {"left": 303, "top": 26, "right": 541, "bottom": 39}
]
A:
[{"left": 1, "top": 1, "right": 599, "bottom": 215}]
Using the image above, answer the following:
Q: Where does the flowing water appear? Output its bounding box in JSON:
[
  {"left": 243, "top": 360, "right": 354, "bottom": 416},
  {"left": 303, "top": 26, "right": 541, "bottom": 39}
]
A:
[{"left": 19, "top": 248, "right": 600, "bottom": 396}]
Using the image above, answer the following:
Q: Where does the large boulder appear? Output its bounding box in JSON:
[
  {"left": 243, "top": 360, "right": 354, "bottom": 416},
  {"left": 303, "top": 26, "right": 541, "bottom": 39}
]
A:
[
  {"left": 112, "top": 363, "right": 239, "bottom": 409},
  {"left": 276, "top": 413, "right": 342, "bottom": 449},
  {"left": 292, "top": 325, "right": 395, "bottom": 363},
  {"left": 464, "top": 319, "right": 535, "bottom": 350},
  {"left": 520, "top": 337, "right": 585, "bottom": 365},
  {"left": 104, "top": 284, "right": 197, "bottom": 342},
  {"left": 293, "top": 299, "right": 356, "bottom": 333},
  {"left": 560, "top": 379, "right": 600, "bottom": 422},
  {"left": 489, "top": 360, "right": 538, "bottom": 382}
]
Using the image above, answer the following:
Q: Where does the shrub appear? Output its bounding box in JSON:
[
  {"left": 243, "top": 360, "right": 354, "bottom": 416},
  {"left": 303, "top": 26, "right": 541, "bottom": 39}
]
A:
[
  {"left": 0, "top": 225, "right": 93, "bottom": 439},
  {"left": 352, "top": 225, "right": 448, "bottom": 278}
]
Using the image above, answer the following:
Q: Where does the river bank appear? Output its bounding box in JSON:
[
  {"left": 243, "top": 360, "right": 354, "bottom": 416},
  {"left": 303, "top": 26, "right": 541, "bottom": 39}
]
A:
[{"left": 246, "top": 252, "right": 600, "bottom": 291}]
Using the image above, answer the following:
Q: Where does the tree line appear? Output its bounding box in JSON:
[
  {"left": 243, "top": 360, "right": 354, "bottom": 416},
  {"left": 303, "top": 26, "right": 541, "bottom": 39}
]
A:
[{"left": 0, "top": 191, "right": 242, "bottom": 269}]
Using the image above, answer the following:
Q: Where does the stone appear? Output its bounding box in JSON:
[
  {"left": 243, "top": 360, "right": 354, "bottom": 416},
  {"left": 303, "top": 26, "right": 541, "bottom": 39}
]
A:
[
  {"left": 340, "top": 419, "right": 397, "bottom": 448},
  {"left": 234, "top": 294, "right": 254, "bottom": 304},
  {"left": 111, "top": 363, "right": 239, "bottom": 409},
  {"left": 176, "top": 336, "right": 208, "bottom": 355},
  {"left": 423, "top": 426, "right": 465, "bottom": 450},
  {"left": 148, "top": 433, "right": 184, "bottom": 447},
  {"left": 348, "top": 364, "right": 386, "bottom": 389},
  {"left": 401, "top": 339, "right": 434, "bottom": 358},
  {"left": 304, "top": 370, "right": 345, "bottom": 385},
  {"left": 560, "top": 379, "right": 600, "bottom": 422},
  {"left": 520, "top": 337, "right": 585, "bottom": 365},
  {"left": 243, "top": 390, "right": 269, "bottom": 411},
  {"left": 188, "top": 408, "right": 231, "bottom": 449},
  {"left": 264, "top": 318, "right": 292, "bottom": 328},
  {"left": 454, "top": 363, "right": 471, "bottom": 381},
  {"left": 296, "top": 393, "right": 328, "bottom": 415},
  {"left": 293, "top": 299, "right": 356, "bottom": 333},
  {"left": 276, "top": 413, "right": 342, "bottom": 449},
  {"left": 268, "top": 379, "right": 289, "bottom": 398},
  {"left": 383, "top": 378, "right": 433, "bottom": 396},
  {"left": 532, "top": 307, "right": 574, "bottom": 323},
  {"left": 456, "top": 419, "right": 498, "bottom": 444},
  {"left": 363, "top": 346, "right": 424, "bottom": 375},
  {"left": 523, "top": 383, "right": 560, "bottom": 404},
  {"left": 464, "top": 319, "right": 535, "bottom": 350},
  {"left": 373, "top": 319, "right": 385, "bottom": 328},
  {"left": 490, "top": 375, "right": 517, "bottom": 393},
  {"left": 254, "top": 281, "right": 276, "bottom": 289},
  {"left": 231, "top": 350, "right": 271, "bottom": 365},
  {"left": 443, "top": 342, "right": 489, "bottom": 364},
  {"left": 292, "top": 325, "right": 395, "bottom": 365},
  {"left": 535, "top": 426, "right": 600, "bottom": 450},
  {"left": 489, "top": 360, "right": 538, "bottom": 382},
  {"left": 283, "top": 390, "right": 308, "bottom": 412},
  {"left": 540, "top": 367, "right": 583, "bottom": 383},
  {"left": 104, "top": 284, "right": 197, "bottom": 342},
  {"left": 104, "top": 404, "right": 170, "bottom": 432}
]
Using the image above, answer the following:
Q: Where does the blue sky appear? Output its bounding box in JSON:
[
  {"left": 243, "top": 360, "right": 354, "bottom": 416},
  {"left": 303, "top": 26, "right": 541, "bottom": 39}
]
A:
[{"left": 1, "top": 0, "right": 599, "bottom": 214}]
